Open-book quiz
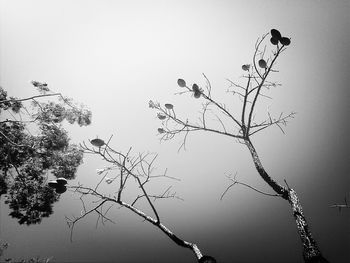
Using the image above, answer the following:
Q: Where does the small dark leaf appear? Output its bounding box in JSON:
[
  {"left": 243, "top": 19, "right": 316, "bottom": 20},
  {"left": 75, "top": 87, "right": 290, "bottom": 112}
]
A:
[
  {"left": 280, "top": 37, "right": 291, "bottom": 46},
  {"left": 194, "top": 90, "right": 201, "bottom": 98},
  {"left": 91, "top": 138, "right": 105, "bottom": 147},
  {"left": 31, "top": 81, "right": 47, "bottom": 87},
  {"left": 55, "top": 185, "right": 67, "bottom": 194},
  {"left": 164, "top": 103, "right": 173, "bottom": 110},
  {"left": 270, "top": 37, "right": 279, "bottom": 45},
  {"left": 56, "top": 177, "right": 67, "bottom": 186},
  {"left": 192, "top": 84, "right": 200, "bottom": 92},
  {"left": 242, "top": 64, "right": 250, "bottom": 71},
  {"left": 158, "top": 128, "right": 165, "bottom": 134},
  {"left": 157, "top": 114, "right": 166, "bottom": 120},
  {"left": 177, "top": 79, "right": 186, "bottom": 87},
  {"left": 270, "top": 29, "right": 282, "bottom": 40},
  {"left": 258, "top": 59, "right": 267, "bottom": 69}
]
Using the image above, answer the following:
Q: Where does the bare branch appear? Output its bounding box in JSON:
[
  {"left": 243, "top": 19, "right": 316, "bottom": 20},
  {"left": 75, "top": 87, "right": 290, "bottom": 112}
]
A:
[
  {"left": 0, "top": 93, "right": 62, "bottom": 104},
  {"left": 68, "top": 180, "right": 202, "bottom": 260},
  {"left": 221, "top": 173, "right": 279, "bottom": 200},
  {"left": 330, "top": 194, "right": 350, "bottom": 212},
  {"left": 241, "top": 75, "right": 251, "bottom": 134},
  {"left": 249, "top": 111, "right": 296, "bottom": 136},
  {"left": 202, "top": 73, "right": 212, "bottom": 98},
  {"left": 247, "top": 35, "right": 285, "bottom": 135}
]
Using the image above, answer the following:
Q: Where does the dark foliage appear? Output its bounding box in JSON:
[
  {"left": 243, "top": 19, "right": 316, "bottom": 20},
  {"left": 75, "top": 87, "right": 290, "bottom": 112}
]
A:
[{"left": 0, "top": 83, "right": 91, "bottom": 225}]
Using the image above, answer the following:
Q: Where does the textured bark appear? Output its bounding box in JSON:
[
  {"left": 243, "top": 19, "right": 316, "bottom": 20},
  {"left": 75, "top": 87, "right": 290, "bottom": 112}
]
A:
[
  {"left": 244, "top": 139, "right": 329, "bottom": 262},
  {"left": 288, "top": 189, "right": 329, "bottom": 263},
  {"left": 244, "top": 139, "right": 288, "bottom": 199}
]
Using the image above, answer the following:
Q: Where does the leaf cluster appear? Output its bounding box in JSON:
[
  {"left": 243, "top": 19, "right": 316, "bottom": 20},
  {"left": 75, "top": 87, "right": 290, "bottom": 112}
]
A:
[
  {"left": 0, "top": 82, "right": 90, "bottom": 225},
  {"left": 0, "top": 87, "right": 22, "bottom": 114}
]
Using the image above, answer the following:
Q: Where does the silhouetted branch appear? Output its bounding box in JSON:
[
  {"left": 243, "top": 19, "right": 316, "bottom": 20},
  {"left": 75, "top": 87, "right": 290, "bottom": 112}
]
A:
[
  {"left": 69, "top": 137, "right": 212, "bottom": 262},
  {"left": 150, "top": 29, "right": 328, "bottom": 262},
  {"left": 221, "top": 173, "right": 279, "bottom": 200},
  {"left": 249, "top": 111, "right": 296, "bottom": 136},
  {"left": 330, "top": 194, "right": 350, "bottom": 212}
]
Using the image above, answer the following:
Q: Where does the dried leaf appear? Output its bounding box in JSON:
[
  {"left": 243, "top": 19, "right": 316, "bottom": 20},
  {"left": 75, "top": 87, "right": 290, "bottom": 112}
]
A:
[
  {"left": 91, "top": 138, "right": 105, "bottom": 147},
  {"left": 164, "top": 103, "right": 173, "bottom": 110},
  {"left": 177, "top": 79, "right": 186, "bottom": 87}
]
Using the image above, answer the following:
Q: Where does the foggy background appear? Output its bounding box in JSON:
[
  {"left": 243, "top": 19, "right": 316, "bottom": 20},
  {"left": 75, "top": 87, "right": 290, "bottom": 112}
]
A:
[{"left": 0, "top": 0, "right": 349, "bottom": 262}]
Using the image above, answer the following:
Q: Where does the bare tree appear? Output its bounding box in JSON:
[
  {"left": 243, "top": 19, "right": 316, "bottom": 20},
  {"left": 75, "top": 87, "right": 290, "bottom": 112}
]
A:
[
  {"left": 149, "top": 29, "right": 329, "bottom": 263},
  {"left": 66, "top": 137, "right": 216, "bottom": 263}
]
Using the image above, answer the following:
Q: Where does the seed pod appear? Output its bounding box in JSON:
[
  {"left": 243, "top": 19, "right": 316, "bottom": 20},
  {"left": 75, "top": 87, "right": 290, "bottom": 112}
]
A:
[
  {"left": 242, "top": 64, "right": 250, "bottom": 71},
  {"left": 258, "top": 59, "right": 267, "bottom": 69},
  {"left": 270, "top": 29, "right": 282, "bottom": 40},
  {"left": 91, "top": 138, "right": 105, "bottom": 147},
  {"left": 157, "top": 114, "right": 166, "bottom": 120},
  {"left": 177, "top": 79, "right": 186, "bottom": 87},
  {"left": 280, "top": 37, "right": 291, "bottom": 46},
  {"left": 56, "top": 178, "right": 68, "bottom": 186},
  {"left": 55, "top": 185, "right": 67, "bottom": 194},
  {"left": 194, "top": 90, "right": 201, "bottom": 98},
  {"left": 158, "top": 128, "right": 165, "bottom": 134},
  {"left": 164, "top": 103, "right": 173, "bottom": 110},
  {"left": 192, "top": 83, "right": 200, "bottom": 92},
  {"left": 270, "top": 37, "right": 279, "bottom": 45}
]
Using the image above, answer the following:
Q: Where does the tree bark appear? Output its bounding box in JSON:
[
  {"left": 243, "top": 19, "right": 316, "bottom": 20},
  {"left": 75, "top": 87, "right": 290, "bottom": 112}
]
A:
[{"left": 244, "top": 139, "right": 329, "bottom": 262}]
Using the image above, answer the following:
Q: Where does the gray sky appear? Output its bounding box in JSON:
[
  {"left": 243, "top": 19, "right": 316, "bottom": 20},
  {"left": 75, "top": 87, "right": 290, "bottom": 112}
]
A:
[{"left": 1, "top": 0, "right": 349, "bottom": 262}]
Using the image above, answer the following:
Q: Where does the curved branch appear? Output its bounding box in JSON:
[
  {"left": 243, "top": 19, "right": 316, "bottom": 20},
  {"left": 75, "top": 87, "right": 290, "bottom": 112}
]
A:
[
  {"left": 221, "top": 174, "right": 279, "bottom": 200},
  {"left": 198, "top": 92, "right": 241, "bottom": 129},
  {"left": 247, "top": 42, "right": 284, "bottom": 135},
  {"left": 120, "top": 200, "right": 203, "bottom": 260},
  {"left": 157, "top": 106, "right": 244, "bottom": 141},
  {"left": 68, "top": 185, "right": 207, "bottom": 261},
  {"left": 244, "top": 138, "right": 288, "bottom": 198}
]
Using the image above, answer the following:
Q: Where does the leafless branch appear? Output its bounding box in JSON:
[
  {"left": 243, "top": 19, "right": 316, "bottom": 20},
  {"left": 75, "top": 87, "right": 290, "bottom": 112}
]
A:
[
  {"left": 247, "top": 34, "right": 285, "bottom": 135},
  {"left": 330, "top": 194, "right": 350, "bottom": 212},
  {"left": 221, "top": 173, "right": 279, "bottom": 200},
  {"left": 67, "top": 138, "right": 208, "bottom": 261},
  {"left": 202, "top": 73, "right": 212, "bottom": 98},
  {"left": 249, "top": 111, "right": 296, "bottom": 136}
]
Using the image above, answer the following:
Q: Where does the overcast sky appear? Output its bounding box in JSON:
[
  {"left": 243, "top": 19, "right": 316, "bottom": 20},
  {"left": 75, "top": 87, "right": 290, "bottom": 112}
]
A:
[{"left": 0, "top": 1, "right": 349, "bottom": 262}]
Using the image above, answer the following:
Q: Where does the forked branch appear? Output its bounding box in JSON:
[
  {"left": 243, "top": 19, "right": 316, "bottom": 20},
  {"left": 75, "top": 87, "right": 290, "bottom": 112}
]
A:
[
  {"left": 67, "top": 137, "right": 214, "bottom": 262},
  {"left": 150, "top": 29, "right": 329, "bottom": 262}
]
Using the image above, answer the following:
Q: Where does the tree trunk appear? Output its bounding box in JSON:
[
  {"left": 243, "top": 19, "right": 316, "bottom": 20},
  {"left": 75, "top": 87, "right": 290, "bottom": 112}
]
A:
[{"left": 244, "top": 139, "right": 329, "bottom": 262}]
